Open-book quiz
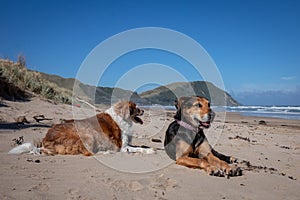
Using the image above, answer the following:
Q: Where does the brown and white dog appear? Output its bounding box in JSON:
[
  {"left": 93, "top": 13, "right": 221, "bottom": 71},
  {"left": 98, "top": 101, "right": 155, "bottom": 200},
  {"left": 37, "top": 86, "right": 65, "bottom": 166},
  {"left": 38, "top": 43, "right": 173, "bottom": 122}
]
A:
[
  {"left": 9, "top": 101, "right": 155, "bottom": 155},
  {"left": 164, "top": 96, "right": 242, "bottom": 177}
]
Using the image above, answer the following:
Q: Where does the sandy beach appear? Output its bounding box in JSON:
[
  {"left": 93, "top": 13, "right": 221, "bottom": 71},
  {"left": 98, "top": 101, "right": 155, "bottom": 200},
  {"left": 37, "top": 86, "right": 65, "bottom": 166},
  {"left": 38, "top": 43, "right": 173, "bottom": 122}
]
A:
[{"left": 0, "top": 97, "right": 299, "bottom": 200}]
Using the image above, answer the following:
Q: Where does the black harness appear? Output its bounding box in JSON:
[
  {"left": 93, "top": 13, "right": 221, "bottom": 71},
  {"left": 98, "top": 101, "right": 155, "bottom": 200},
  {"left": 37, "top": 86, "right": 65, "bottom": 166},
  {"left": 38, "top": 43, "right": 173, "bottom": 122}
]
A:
[{"left": 176, "top": 120, "right": 206, "bottom": 149}]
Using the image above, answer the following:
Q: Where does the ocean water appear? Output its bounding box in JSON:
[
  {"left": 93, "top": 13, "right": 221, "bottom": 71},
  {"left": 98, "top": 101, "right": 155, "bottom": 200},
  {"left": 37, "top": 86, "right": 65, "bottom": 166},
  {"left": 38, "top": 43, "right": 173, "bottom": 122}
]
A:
[
  {"left": 141, "top": 105, "right": 300, "bottom": 120},
  {"left": 225, "top": 106, "right": 300, "bottom": 120}
]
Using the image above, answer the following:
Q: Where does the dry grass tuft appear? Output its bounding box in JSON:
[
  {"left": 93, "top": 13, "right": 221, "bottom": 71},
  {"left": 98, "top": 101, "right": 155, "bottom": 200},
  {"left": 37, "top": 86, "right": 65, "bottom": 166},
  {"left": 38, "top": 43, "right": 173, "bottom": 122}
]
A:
[{"left": 0, "top": 59, "right": 72, "bottom": 104}]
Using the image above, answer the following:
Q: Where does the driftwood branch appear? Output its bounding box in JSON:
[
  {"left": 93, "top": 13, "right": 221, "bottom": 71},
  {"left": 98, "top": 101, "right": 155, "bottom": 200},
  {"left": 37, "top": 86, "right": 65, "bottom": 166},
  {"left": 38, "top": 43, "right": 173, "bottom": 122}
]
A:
[
  {"left": 33, "top": 115, "right": 53, "bottom": 123},
  {"left": 12, "top": 136, "right": 24, "bottom": 145},
  {"left": 14, "top": 116, "right": 30, "bottom": 124},
  {"left": 75, "top": 97, "right": 101, "bottom": 112}
]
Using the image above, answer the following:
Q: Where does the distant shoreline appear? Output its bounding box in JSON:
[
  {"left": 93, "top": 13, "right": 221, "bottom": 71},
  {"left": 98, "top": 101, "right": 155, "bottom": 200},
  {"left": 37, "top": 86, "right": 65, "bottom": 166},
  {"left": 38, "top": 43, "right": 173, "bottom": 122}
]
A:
[
  {"left": 226, "top": 105, "right": 300, "bottom": 120},
  {"left": 141, "top": 105, "right": 300, "bottom": 121}
]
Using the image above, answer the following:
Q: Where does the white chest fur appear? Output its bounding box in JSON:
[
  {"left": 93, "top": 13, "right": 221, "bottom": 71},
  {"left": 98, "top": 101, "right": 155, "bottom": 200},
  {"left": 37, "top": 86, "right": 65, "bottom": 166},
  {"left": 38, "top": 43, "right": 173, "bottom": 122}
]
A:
[
  {"left": 105, "top": 107, "right": 155, "bottom": 154},
  {"left": 105, "top": 107, "right": 132, "bottom": 149}
]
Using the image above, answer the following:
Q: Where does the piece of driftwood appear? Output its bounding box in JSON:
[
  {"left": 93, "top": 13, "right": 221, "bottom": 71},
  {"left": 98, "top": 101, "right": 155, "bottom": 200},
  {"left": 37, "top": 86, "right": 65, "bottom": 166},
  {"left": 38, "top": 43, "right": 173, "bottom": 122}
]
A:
[
  {"left": 14, "top": 116, "right": 30, "bottom": 124},
  {"left": 12, "top": 136, "right": 24, "bottom": 145},
  {"left": 75, "top": 97, "right": 101, "bottom": 112},
  {"left": 33, "top": 115, "right": 53, "bottom": 123}
]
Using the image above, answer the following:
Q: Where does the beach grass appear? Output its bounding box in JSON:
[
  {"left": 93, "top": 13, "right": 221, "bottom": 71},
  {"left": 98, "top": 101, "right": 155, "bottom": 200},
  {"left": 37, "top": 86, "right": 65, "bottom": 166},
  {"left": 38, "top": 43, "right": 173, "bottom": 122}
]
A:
[{"left": 0, "top": 59, "right": 72, "bottom": 104}]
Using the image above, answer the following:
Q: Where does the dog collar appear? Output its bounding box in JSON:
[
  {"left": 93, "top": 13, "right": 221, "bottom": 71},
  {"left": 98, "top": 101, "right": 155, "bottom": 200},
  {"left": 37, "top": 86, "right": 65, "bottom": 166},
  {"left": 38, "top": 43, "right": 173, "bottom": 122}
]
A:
[{"left": 176, "top": 120, "right": 198, "bottom": 132}]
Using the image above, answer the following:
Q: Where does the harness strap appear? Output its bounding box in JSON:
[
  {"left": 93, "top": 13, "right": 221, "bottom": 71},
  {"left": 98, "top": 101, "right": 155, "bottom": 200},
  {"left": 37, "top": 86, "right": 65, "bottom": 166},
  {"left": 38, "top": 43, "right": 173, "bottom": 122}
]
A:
[{"left": 176, "top": 119, "right": 197, "bottom": 132}]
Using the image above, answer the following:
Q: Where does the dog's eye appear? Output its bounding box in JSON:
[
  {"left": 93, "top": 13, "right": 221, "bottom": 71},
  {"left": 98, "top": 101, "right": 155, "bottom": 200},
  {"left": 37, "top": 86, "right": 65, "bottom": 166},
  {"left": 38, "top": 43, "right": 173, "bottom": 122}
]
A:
[
  {"left": 208, "top": 103, "right": 210, "bottom": 107},
  {"left": 195, "top": 103, "right": 202, "bottom": 108}
]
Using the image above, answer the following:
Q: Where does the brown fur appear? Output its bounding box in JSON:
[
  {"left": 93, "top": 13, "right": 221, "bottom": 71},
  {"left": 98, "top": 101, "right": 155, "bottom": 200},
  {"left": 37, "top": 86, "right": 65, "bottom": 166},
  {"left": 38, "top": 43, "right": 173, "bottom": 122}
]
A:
[
  {"left": 113, "top": 101, "right": 144, "bottom": 124},
  {"left": 164, "top": 96, "right": 242, "bottom": 177},
  {"left": 42, "top": 113, "right": 122, "bottom": 156}
]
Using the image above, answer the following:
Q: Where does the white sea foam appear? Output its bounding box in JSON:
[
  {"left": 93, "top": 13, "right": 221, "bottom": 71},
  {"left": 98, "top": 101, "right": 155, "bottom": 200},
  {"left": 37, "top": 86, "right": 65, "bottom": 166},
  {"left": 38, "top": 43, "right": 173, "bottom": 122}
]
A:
[
  {"left": 142, "top": 105, "right": 300, "bottom": 120},
  {"left": 225, "top": 105, "right": 300, "bottom": 120}
]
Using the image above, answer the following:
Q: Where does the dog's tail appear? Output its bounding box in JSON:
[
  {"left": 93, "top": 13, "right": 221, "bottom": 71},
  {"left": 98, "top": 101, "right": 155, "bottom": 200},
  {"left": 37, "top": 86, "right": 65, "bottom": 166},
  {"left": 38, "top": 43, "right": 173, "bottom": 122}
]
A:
[{"left": 8, "top": 139, "right": 42, "bottom": 155}]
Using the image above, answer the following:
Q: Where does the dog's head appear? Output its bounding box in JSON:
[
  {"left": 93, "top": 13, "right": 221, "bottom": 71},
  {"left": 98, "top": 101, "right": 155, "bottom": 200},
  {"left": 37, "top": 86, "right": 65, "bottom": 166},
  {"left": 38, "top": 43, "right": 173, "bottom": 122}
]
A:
[
  {"left": 174, "top": 96, "right": 215, "bottom": 128},
  {"left": 114, "top": 101, "right": 144, "bottom": 124}
]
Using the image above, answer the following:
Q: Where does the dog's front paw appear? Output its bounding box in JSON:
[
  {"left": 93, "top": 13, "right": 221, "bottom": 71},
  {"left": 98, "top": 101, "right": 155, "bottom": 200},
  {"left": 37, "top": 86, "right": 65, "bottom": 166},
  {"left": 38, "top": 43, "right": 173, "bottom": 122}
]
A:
[
  {"left": 122, "top": 146, "right": 156, "bottom": 154},
  {"left": 207, "top": 166, "right": 225, "bottom": 177},
  {"left": 143, "top": 148, "right": 156, "bottom": 154},
  {"left": 229, "top": 156, "right": 238, "bottom": 164},
  {"left": 226, "top": 166, "right": 243, "bottom": 177}
]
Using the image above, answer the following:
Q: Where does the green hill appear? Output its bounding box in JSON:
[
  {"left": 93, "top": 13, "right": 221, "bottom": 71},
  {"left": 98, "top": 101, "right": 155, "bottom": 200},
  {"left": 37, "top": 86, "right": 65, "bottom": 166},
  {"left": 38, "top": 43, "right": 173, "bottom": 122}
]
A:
[
  {"left": 39, "top": 72, "right": 148, "bottom": 105},
  {"left": 140, "top": 81, "right": 240, "bottom": 106}
]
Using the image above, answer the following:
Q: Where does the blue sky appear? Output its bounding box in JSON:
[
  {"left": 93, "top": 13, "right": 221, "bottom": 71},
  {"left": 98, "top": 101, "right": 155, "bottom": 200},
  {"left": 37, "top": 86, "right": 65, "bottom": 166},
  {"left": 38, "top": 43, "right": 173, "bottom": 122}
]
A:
[{"left": 1, "top": 0, "right": 299, "bottom": 105}]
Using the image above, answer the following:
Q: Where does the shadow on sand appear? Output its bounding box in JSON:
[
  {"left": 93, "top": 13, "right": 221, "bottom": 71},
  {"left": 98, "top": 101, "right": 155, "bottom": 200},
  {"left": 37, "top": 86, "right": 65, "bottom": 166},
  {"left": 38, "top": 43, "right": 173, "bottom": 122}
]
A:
[
  {"left": 0, "top": 122, "right": 51, "bottom": 130},
  {"left": 0, "top": 102, "right": 9, "bottom": 107}
]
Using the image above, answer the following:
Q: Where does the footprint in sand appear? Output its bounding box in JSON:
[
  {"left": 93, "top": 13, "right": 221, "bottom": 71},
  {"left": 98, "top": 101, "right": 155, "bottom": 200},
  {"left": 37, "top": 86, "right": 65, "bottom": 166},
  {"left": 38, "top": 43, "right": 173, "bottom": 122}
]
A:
[
  {"left": 28, "top": 183, "right": 49, "bottom": 192},
  {"left": 66, "top": 188, "right": 83, "bottom": 200},
  {"left": 109, "top": 179, "right": 145, "bottom": 192},
  {"left": 128, "top": 181, "right": 145, "bottom": 191},
  {"left": 150, "top": 174, "right": 178, "bottom": 191}
]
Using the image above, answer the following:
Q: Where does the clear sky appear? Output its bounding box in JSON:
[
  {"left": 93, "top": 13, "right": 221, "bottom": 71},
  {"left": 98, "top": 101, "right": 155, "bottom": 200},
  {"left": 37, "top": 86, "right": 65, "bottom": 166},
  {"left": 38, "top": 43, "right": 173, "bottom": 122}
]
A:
[{"left": 1, "top": 0, "right": 299, "bottom": 105}]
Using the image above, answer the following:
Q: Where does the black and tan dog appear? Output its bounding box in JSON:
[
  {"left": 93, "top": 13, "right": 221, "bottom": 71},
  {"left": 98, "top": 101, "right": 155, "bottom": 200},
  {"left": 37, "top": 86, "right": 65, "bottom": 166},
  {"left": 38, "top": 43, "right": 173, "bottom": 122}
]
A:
[{"left": 164, "top": 96, "right": 242, "bottom": 177}]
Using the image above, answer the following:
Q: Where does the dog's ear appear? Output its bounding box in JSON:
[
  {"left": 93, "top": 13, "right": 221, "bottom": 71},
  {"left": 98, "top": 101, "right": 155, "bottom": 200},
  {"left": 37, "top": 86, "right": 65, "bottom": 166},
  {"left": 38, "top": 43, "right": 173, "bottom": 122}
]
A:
[
  {"left": 129, "top": 105, "right": 134, "bottom": 116},
  {"left": 180, "top": 96, "right": 193, "bottom": 106},
  {"left": 114, "top": 102, "right": 131, "bottom": 119},
  {"left": 174, "top": 97, "right": 188, "bottom": 109},
  {"left": 174, "top": 99, "right": 179, "bottom": 109},
  {"left": 174, "top": 98, "right": 181, "bottom": 120},
  {"left": 174, "top": 97, "right": 195, "bottom": 120},
  {"left": 128, "top": 102, "right": 138, "bottom": 117}
]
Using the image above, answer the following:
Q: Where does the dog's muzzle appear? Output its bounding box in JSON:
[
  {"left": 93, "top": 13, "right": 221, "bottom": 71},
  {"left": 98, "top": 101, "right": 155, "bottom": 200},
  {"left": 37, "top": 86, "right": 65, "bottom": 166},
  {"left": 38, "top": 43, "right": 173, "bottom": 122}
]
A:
[
  {"left": 209, "top": 110, "right": 215, "bottom": 122},
  {"left": 132, "top": 108, "right": 144, "bottom": 124},
  {"left": 199, "top": 111, "right": 215, "bottom": 128}
]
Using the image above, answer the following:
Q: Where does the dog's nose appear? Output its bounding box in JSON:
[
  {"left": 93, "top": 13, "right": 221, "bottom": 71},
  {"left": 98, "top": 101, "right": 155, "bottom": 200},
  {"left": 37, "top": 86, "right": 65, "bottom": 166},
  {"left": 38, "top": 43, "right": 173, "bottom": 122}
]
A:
[
  {"left": 139, "top": 109, "right": 144, "bottom": 115},
  {"left": 209, "top": 111, "right": 215, "bottom": 122}
]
